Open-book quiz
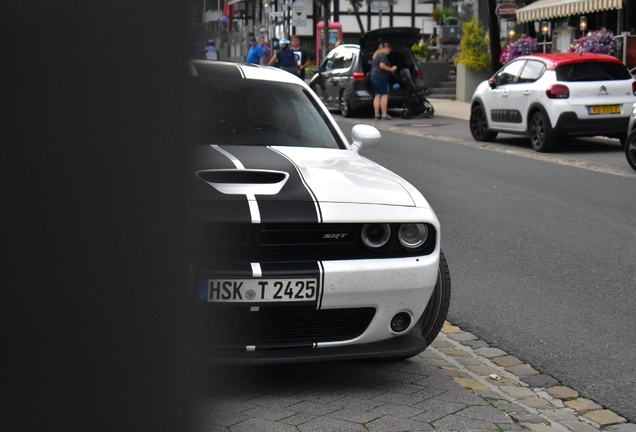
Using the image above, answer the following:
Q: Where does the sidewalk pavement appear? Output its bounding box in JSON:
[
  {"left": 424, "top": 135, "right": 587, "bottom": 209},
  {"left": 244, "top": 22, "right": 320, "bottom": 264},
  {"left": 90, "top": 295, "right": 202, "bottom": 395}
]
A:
[
  {"left": 426, "top": 98, "right": 471, "bottom": 121},
  {"left": 198, "top": 322, "right": 635, "bottom": 431}
]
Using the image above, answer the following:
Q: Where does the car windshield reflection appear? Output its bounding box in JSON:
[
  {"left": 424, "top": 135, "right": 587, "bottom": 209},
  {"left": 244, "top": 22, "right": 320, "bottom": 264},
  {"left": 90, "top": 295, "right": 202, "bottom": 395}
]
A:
[{"left": 193, "top": 78, "right": 344, "bottom": 149}]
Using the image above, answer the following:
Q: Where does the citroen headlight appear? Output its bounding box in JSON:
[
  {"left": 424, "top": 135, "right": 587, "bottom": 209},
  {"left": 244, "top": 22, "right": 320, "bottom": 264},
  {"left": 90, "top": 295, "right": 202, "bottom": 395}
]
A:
[
  {"left": 361, "top": 223, "right": 391, "bottom": 249},
  {"left": 398, "top": 223, "right": 428, "bottom": 250}
]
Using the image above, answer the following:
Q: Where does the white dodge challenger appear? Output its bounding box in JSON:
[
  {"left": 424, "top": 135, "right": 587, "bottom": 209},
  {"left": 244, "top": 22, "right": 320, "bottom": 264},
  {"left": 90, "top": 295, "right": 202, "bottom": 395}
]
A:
[{"left": 190, "top": 60, "right": 450, "bottom": 363}]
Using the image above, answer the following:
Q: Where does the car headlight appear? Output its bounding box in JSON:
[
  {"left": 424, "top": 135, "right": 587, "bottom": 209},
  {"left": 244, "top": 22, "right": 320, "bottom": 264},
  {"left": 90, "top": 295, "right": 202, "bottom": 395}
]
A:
[
  {"left": 361, "top": 223, "right": 391, "bottom": 249},
  {"left": 398, "top": 223, "right": 428, "bottom": 250}
]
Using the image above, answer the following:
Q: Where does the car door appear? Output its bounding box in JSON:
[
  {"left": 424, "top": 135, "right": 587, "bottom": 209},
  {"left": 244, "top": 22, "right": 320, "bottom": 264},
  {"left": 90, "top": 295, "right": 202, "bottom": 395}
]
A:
[
  {"left": 486, "top": 60, "right": 525, "bottom": 130},
  {"left": 326, "top": 48, "right": 353, "bottom": 101},
  {"left": 318, "top": 49, "right": 337, "bottom": 102},
  {"left": 505, "top": 60, "right": 546, "bottom": 132}
]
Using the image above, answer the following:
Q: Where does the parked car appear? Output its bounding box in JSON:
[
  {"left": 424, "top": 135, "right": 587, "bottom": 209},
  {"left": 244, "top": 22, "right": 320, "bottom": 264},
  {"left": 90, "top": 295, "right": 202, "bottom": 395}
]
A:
[
  {"left": 625, "top": 102, "right": 636, "bottom": 171},
  {"left": 190, "top": 60, "right": 450, "bottom": 363},
  {"left": 309, "top": 28, "right": 425, "bottom": 117},
  {"left": 470, "top": 53, "right": 636, "bottom": 152}
]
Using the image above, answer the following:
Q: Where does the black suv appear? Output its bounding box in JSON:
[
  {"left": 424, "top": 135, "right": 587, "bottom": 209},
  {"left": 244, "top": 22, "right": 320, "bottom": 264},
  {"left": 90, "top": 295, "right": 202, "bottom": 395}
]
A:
[{"left": 310, "top": 28, "right": 424, "bottom": 117}]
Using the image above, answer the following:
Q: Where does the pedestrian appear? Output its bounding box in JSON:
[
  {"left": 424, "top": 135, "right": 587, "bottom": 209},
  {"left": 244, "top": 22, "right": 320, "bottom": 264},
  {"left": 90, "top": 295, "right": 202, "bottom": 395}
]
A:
[
  {"left": 203, "top": 39, "right": 220, "bottom": 61},
  {"left": 246, "top": 36, "right": 265, "bottom": 65},
  {"left": 259, "top": 37, "right": 270, "bottom": 64},
  {"left": 267, "top": 39, "right": 299, "bottom": 75},
  {"left": 370, "top": 42, "right": 396, "bottom": 120},
  {"left": 290, "top": 35, "right": 311, "bottom": 81}
]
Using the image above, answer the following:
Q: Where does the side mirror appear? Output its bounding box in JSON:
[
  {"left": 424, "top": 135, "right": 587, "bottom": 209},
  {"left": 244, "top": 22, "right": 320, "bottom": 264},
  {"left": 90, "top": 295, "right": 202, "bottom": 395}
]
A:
[
  {"left": 351, "top": 124, "right": 381, "bottom": 152},
  {"left": 488, "top": 76, "right": 497, "bottom": 89}
]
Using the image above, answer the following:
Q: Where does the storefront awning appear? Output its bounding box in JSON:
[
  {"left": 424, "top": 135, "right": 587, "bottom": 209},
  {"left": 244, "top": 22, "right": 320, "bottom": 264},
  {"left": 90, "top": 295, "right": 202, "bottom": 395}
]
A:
[{"left": 516, "top": 0, "right": 622, "bottom": 23}]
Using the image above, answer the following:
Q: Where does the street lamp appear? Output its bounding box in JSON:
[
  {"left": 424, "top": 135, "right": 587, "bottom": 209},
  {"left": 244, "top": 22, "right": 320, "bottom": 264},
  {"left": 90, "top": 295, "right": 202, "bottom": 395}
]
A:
[
  {"left": 579, "top": 16, "right": 587, "bottom": 33},
  {"left": 541, "top": 21, "right": 550, "bottom": 53}
]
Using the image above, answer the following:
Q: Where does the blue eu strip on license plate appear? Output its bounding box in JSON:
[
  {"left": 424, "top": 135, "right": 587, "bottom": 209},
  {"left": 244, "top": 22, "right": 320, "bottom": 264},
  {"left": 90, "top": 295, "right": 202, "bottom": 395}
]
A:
[{"left": 200, "top": 278, "right": 318, "bottom": 302}]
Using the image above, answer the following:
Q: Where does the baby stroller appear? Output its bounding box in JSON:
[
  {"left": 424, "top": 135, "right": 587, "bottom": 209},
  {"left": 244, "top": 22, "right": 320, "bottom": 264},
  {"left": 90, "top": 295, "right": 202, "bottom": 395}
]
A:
[{"left": 395, "top": 69, "right": 434, "bottom": 119}]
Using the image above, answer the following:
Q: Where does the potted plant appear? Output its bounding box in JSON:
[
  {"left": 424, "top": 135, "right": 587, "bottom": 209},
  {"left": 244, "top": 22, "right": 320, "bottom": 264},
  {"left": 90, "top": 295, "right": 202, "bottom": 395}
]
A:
[
  {"left": 499, "top": 36, "right": 538, "bottom": 65},
  {"left": 454, "top": 15, "right": 492, "bottom": 102},
  {"left": 570, "top": 28, "right": 615, "bottom": 55}
]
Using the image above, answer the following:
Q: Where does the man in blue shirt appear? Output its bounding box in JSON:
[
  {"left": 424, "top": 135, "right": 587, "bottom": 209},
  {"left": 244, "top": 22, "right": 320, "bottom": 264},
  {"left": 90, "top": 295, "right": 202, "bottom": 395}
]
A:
[{"left": 246, "top": 36, "right": 264, "bottom": 65}]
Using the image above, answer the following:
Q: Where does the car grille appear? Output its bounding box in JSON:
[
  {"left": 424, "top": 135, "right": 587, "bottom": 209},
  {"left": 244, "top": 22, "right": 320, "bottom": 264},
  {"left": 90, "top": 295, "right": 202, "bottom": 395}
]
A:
[
  {"left": 195, "top": 223, "right": 436, "bottom": 262},
  {"left": 198, "top": 306, "right": 376, "bottom": 349}
]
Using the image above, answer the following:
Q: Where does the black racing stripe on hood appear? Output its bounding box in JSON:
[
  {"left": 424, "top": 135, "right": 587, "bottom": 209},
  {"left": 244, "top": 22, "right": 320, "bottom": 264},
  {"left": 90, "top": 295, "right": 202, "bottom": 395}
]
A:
[
  {"left": 189, "top": 199, "right": 252, "bottom": 224},
  {"left": 190, "top": 145, "right": 251, "bottom": 223},
  {"left": 219, "top": 146, "right": 320, "bottom": 224},
  {"left": 192, "top": 61, "right": 244, "bottom": 79}
]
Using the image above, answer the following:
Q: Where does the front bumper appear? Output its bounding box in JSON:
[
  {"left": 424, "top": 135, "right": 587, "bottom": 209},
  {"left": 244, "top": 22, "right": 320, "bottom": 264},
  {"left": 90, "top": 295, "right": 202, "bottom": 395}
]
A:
[
  {"left": 197, "top": 328, "right": 428, "bottom": 364},
  {"left": 195, "top": 253, "right": 440, "bottom": 363}
]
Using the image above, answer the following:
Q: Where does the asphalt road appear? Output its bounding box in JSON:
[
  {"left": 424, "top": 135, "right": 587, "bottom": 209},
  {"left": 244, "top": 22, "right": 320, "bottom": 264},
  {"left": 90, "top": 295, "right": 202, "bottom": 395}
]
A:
[{"left": 336, "top": 118, "right": 636, "bottom": 422}]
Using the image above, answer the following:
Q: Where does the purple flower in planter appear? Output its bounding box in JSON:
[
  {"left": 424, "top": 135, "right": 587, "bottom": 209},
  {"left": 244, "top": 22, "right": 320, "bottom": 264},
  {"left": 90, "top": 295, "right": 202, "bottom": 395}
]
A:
[
  {"left": 571, "top": 29, "right": 615, "bottom": 55},
  {"left": 499, "top": 37, "right": 539, "bottom": 65}
]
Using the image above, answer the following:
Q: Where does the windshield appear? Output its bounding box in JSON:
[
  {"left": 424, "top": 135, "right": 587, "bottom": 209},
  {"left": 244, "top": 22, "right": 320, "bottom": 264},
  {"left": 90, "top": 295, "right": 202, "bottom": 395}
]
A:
[{"left": 192, "top": 77, "right": 344, "bottom": 149}]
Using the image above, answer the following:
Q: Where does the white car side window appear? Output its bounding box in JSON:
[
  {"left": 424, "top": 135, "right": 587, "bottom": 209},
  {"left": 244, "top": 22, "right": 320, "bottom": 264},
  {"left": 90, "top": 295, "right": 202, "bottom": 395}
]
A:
[
  {"left": 518, "top": 61, "right": 545, "bottom": 83},
  {"left": 497, "top": 61, "right": 525, "bottom": 85}
]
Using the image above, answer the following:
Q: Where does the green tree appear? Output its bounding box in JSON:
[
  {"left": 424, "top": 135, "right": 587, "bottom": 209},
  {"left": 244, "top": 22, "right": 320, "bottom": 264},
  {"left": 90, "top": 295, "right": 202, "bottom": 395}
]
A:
[{"left": 454, "top": 14, "right": 490, "bottom": 71}]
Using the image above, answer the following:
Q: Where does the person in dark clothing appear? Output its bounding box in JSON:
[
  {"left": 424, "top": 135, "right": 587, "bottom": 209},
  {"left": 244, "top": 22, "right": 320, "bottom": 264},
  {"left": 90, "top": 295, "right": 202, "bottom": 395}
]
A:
[
  {"left": 290, "top": 35, "right": 311, "bottom": 80},
  {"left": 370, "top": 42, "right": 396, "bottom": 120},
  {"left": 268, "top": 39, "right": 299, "bottom": 76}
]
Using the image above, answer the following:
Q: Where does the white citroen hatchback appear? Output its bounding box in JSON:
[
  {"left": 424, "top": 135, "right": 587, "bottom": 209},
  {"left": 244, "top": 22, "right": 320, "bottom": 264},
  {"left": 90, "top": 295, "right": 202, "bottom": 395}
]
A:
[{"left": 470, "top": 53, "right": 636, "bottom": 152}]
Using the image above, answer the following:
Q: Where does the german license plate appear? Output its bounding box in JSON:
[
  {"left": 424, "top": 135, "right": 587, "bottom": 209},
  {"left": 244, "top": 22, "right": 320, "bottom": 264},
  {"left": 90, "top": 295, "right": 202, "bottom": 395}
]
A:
[
  {"left": 588, "top": 105, "right": 621, "bottom": 115},
  {"left": 202, "top": 278, "right": 318, "bottom": 303}
]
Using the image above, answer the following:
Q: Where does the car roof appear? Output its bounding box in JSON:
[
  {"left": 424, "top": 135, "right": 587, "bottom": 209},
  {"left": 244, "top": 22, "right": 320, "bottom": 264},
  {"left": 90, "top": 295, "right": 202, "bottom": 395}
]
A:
[
  {"left": 515, "top": 53, "right": 625, "bottom": 69},
  {"left": 190, "top": 59, "right": 305, "bottom": 84}
]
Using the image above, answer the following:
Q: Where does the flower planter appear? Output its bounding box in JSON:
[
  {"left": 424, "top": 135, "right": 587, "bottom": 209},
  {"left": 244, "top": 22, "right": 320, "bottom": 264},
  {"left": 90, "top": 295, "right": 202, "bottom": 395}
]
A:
[{"left": 455, "top": 63, "right": 491, "bottom": 102}]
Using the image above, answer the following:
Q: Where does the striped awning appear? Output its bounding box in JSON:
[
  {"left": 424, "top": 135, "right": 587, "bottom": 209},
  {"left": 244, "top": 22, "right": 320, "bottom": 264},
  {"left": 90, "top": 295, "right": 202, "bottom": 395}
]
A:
[{"left": 516, "top": 0, "right": 622, "bottom": 23}]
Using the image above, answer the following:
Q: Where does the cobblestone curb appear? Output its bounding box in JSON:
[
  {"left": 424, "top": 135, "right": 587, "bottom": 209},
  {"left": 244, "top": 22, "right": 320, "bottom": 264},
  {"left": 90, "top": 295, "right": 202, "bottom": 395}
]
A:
[{"left": 423, "top": 322, "right": 635, "bottom": 432}]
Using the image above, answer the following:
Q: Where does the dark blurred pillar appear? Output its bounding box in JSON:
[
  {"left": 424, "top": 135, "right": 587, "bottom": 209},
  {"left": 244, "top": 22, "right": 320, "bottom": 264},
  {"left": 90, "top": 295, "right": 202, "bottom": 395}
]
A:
[{"left": 2, "top": 2, "right": 196, "bottom": 431}]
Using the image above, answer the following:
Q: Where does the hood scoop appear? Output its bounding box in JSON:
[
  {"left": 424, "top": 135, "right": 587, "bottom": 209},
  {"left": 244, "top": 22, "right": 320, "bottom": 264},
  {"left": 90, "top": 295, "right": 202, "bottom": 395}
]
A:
[{"left": 196, "top": 169, "right": 289, "bottom": 195}]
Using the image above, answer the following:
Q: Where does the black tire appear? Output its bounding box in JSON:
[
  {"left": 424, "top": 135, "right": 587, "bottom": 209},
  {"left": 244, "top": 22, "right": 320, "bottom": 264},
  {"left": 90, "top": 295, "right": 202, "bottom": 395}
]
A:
[
  {"left": 469, "top": 105, "right": 498, "bottom": 141},
  {"left": 340, "top": 90, "right": 353, "bottom": 118},
  {"left": 625, "top": 129, "right": 636, "bottom": 171},
  {"left": 617, "top": 133, "right": 627, "bottom": 148},
  {"left": 421, "top": 250, "right": 451, "bottom": 345},
  {"left": 529, "top": 110, "right": 556, "bottom": 152},
  {"left": 401, "top": 110, "right": 413, "bottom": 119}
]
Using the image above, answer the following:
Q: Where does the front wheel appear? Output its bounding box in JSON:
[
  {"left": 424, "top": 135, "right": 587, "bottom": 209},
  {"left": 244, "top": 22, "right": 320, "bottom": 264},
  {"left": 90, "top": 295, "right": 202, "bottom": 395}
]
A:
[
  {"left": 421, "top": 251, "right": 451, "bottom": 345},
  {"left": 340, "top": 90, "right": 353, "bottom": 118},
  {"left": 529, "top": 111, "right": 555, "bottom": 152},
  {"left": 470, "top": 105, "right": 498, "bottom": 141},
  {"left": 625, "top": 129, "right": 636, "bottom": 171}
]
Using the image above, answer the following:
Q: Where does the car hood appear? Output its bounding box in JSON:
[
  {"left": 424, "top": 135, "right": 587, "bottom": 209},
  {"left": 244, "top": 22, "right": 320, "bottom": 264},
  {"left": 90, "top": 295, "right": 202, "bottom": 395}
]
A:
[
  {"left": 191, "top": 145, "right": 420, "bottom": 223},
  {"left": 359, "top": 28, "right": 421, "bottom": 52}
]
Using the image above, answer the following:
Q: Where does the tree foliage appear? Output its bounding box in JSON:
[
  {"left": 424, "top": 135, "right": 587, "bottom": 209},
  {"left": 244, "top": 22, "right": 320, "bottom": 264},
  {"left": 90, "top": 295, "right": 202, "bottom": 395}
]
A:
[{"left": 454, "top": 15, "right": 490, "bottom": 72}]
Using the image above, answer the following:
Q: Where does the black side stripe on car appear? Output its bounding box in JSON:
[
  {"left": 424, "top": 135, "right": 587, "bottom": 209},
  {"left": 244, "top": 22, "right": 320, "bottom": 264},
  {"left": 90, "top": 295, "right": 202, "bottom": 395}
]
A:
[
  {"left": 317, "top": 261, "right": 325, "bottom": 310},
  {"left": 219, "top": 145, "right": 322, "bottom": 223}
]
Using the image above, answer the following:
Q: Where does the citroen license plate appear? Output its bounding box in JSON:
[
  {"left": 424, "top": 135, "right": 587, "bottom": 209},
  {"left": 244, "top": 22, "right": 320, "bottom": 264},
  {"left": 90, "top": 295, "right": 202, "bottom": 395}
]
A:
[
  {"left": 201, "top": 278, "right": 318, "bottom": 302},
  {"left": 588, "top": 105, "right": 621, "bottom": 115}
]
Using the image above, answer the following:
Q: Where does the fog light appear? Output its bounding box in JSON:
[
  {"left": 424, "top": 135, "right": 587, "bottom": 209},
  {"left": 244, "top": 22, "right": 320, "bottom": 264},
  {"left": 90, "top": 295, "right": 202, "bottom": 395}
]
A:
[{"left": 390, "top": 312, "right": 411, "bottom": 333}]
